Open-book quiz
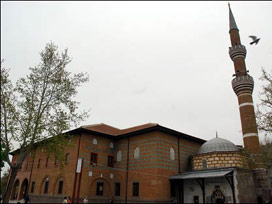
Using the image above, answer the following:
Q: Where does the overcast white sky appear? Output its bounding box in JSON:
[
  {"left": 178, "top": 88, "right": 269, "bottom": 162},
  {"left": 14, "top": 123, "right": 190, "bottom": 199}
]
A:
[{"left": 1, "top": 1, "right": 272, "bottom": 151}]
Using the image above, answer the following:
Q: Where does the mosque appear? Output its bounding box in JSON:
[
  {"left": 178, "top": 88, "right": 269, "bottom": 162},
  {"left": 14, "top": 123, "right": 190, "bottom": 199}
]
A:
[{"left": 8, "top": 4, "right": 272, "bottom": 204}]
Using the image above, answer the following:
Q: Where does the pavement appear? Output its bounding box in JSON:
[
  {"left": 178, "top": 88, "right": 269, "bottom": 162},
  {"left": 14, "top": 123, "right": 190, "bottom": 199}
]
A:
[{"left": 9, "top": 199, "right": 24, "bottom": 203}]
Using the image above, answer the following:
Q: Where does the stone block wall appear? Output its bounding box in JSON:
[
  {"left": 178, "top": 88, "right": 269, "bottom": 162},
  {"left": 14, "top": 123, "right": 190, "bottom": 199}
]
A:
[{"left": 192, "top": 152, "right": 244, "bottom": 170}]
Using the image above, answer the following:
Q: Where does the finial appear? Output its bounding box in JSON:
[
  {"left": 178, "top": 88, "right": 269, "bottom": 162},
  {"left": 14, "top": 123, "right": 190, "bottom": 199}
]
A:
[
  {"left": 228, "top": 2, "right": 230, "bottom": 8},
  {"left": 216, "top": 131, "right": 218, "bottom": 138}
]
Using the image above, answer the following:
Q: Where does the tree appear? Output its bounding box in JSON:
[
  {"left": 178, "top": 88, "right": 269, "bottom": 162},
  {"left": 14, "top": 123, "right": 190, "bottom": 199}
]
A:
[
  {"left": 259, "top": 137, "right": 272, "bottom": 169},
  {"left": 0, "top": 43, "right": 89, "bottom": 203},
  {"left": 256, "top": 68, "right": 272, "bottom": 136},
  {"left": 242, "top": 138, "right": 272, "bottom": 170},
  {"left": 1, "top": 170, "right": 9, "bottom": 197},
  {"left": 0, "top": 142, "right": 6, "bottom": 170},
  {"left": 256, "top": 68, "right": 272, "bottom": 168}
]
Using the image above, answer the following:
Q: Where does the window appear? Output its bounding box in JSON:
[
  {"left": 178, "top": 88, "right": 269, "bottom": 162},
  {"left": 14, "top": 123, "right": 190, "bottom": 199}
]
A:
[
  {"left": 96, "top": 182, "right": 104, "bottom": 196},
  {"left": 170, "top": 182, "right": 176, "bottom": 197},
  {"left": 55, "top": 158, "right": 59, "bottom": 166},
  {"left": 44, "top": 180, "right": 49, "bottom": 194},
  {"left": 37, "top": 159, "right": 41, "bottom": 169},
  {"left": 31, "top": 182, "right": 35, "bottom": 193},
  {"left": 65, "top": 153, "right": 70, "bottom": 164},
  {"left": 93, "top": 138, "right": 98, "bottom": 145},
  {"left": 134, "top": 147, "right": 140, "bottom": 159},
  {"left": 117, "top": 150, "right": 122, "bottom": 162},
  {"left": 58, "top": 180, "right": 63, "bottom": 194},
  {"left": 108, "top": 156, "right": 114, "bottom": 168},
  {"left": 45, "top": 157, "right": 49, "bottom": 167},
  {"left": 90, "top": 153, "right": 98, "bottom": 165},
  {"left": 26, "top": 162, "right": 29, "bottom": 170},
  {"left": 115, "top": 183, "right": 121, "bottom": 196},
  {"left": 109, "top": 142, "right": 114, "bottom": 149},
  {"left": 133, "top": 182, "right": 139, "bottom": 197},
  {"left": 202, "top": 159, "right": 207, "bottom": 169},
  {"left": 170, "top": 147, "right": 175, "bottom": 160}
]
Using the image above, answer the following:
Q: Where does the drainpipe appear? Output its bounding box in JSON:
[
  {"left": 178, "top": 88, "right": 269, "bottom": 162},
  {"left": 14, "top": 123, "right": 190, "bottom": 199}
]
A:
[
  {"left": 125, "top": 137, "right": 130, "bottom": 204},
  {"left": 72, "top": 133, "right": 82, "bottom": 203},
  {"left": 177, "top": 136, "right": 180, "bottom": 173}
]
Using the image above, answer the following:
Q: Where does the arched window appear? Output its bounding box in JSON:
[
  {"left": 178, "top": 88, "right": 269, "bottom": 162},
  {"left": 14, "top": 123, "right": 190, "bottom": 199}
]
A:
[
  {"left": 12, "top": 179, "right": 20, "bottom": 199},
  {"left": 202, "top": 159, "right": 207, "bottom": 169},
  {"left": 170, "top": 147, "right": 175, "bottom": 160},
  {"left": 109, "top": 142, "right": 114, "bottom": 149},
  {"left": 93, "top": 138, "right": 98, "bottom": 145},
  {"left": 57, "top": 179, "right": 64, "bottom": 194},
  {"left": 134, "top": 147, "right": 140, "bottom": 159},
  {"left": 43, "top": 177, "right": 49, "bottom": 194},
  {"left": 117, "top": 150, "right": 122, "bottom": 162}
]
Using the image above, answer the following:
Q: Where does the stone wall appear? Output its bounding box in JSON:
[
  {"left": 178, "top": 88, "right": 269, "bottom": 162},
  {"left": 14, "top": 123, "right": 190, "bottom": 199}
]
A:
[{"left": 192, "top": 152, "right": 244, "bottom": 170}]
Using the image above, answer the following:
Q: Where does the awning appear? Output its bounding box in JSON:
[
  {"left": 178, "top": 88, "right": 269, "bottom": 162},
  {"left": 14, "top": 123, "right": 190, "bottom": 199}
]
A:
[{"left": 169, "top": 168, "right": 234, "bottom": 180}]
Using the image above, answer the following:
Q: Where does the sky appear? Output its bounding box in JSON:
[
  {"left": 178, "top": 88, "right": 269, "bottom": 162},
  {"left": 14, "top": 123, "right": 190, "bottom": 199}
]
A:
[{"left": 1, "top": 1, "right": 272, "bottom": 156}]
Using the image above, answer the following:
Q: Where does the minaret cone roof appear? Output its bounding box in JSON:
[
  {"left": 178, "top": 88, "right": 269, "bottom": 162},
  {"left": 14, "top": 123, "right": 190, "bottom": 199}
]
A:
[{"left": 228, "top": 3, "right": 239, "bottom": 32}]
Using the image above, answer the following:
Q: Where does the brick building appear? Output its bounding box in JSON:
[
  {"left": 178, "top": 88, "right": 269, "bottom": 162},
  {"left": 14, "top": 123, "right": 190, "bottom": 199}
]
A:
[
  {"left": 7, "top": 4, "right": 272, "bottom": 204},
  {"left": 9, "top": 123, "right": 205, "bottom": 203}
]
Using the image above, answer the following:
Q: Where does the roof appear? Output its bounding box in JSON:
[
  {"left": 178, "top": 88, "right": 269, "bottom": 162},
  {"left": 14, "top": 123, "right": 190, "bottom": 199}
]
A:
[
  {"left": 79, "top": 123, "right": 158, "bottom": 136},
  {"left": 120, "top": 123, "right": 158, "bottom": 135},
  {"left": 10, "top": 123, "right": 206, "bottom": 155},
  {"left": 77, "top": 123, "right": 205, "bottom": 143},
  {"left": 198, "top": 137, "right": 239, "bottom": 154},
  {"left": 169, "top": 168, "right": 234, "bottom": 180},
  {"left": 82, "top": 123, "right": 121, "bottom": 135}
]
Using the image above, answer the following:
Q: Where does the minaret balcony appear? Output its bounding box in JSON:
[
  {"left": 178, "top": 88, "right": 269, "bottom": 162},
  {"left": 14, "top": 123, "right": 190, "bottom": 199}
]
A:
[
  {"left": 229, "top": 45, "right": 247, "bottom": 61},
  {"left": 232, "top": 75, "right": 254, "bottom": 96}
]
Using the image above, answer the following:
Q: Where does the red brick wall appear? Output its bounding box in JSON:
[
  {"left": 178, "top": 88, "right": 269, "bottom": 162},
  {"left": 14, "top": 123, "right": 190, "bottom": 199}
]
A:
[{"left": 10, "top": 130, "right": 203, "bottom": 203}]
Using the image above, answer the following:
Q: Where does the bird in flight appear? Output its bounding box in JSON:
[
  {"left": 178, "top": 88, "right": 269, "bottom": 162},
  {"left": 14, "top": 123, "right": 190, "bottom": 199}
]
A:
[{"left": 249, "top": 35, "right": 260, "bottom": 45}]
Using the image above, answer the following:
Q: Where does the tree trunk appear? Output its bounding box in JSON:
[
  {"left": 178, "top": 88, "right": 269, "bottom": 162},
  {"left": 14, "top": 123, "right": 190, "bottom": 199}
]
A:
[{"left": 3, "top": 167, "right": 19, "bottom": 204}]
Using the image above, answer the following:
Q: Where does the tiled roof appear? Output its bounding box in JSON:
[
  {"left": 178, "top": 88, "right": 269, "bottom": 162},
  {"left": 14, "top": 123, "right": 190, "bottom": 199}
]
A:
[
  {"left": 81, "top": 123, "right": 158, "bottom": 136},
  {"left": 79, "top": 123, "right": 205, "bottom": 144},
  {"left": 81, "top": 123, "right": 121, "bottom": 135},
  {"left": 120, "top": 123, "right": 158, "bottom": 135}
]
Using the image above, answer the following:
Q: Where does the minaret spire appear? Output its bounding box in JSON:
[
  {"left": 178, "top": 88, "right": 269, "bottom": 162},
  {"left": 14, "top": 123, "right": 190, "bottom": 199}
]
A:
[
  {"left": 228, "top": 3, "right": 239, "bottom": 32},
  {"left": 228, "top": 4, "right": 260, "bottom": 154}
]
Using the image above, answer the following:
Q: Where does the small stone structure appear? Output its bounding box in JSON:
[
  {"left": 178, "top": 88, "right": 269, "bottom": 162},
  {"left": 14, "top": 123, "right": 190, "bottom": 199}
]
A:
[
  {"left": 192, "top": 137, "right": 245, "bottom": 170},
  {"left": 193, "top": 152, "right": 244, "bottom": 170}
]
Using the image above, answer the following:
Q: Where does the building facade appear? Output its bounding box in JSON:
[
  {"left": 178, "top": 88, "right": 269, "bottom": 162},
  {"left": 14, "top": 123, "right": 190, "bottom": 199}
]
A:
[{"left": 9, "top": 123, "right": 205, "bottom": 203}]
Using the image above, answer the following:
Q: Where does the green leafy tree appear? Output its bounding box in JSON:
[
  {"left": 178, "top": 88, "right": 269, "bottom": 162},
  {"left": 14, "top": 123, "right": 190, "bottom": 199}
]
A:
[{"left": 0, "top": 43, "right": 89, "bottom": 203}]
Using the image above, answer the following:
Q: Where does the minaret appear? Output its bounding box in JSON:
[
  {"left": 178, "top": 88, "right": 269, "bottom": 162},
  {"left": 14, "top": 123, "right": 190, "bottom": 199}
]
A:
[{"left": 228, "top": 4, "right": 260, "bottom": 154}]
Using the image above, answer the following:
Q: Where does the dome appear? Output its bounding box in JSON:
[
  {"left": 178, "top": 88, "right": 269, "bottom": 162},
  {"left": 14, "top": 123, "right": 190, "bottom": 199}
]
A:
[{"left": 198, "top": 137, "right": 239, "bottom": 154}]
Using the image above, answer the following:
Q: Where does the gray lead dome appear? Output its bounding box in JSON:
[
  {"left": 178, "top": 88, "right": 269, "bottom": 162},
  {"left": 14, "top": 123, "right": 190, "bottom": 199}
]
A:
[{"left": 198, "top": 137, "right": 239, "bottom": 154}]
